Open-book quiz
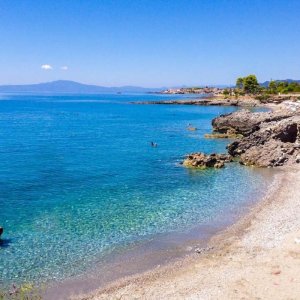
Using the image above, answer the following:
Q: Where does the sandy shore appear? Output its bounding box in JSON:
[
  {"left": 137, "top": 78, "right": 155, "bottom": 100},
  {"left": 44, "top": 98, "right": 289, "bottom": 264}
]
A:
[{"left": 76, "top": 166, "right": 300, "bottom": 300}]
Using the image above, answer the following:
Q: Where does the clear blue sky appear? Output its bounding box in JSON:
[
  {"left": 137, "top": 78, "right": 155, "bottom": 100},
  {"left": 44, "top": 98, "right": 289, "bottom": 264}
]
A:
[{"left": 1, "top": 0, "right": 300, "bottom": 87}]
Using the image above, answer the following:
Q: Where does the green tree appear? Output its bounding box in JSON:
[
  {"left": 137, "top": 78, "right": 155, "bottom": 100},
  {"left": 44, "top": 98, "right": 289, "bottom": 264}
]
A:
[
  {"left": 268, "top": 80, "right": 278, "bottom": 94},
  {"left": 223, "top": 89, "right": 230, "bottom": 98},
  {"left": 236, "top": 77, "right": 244, "bottom": 89},
  {"left": 269, "top": 80, "right": 277, "bottom": 90},
  {"left": 243, "top": 75, "right": 260, "bottom": 94}
]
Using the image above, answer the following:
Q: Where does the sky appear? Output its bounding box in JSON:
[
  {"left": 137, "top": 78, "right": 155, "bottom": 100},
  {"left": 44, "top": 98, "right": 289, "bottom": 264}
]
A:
[{"left": 0, "top": 0, "right": 300, "bottom": 87}]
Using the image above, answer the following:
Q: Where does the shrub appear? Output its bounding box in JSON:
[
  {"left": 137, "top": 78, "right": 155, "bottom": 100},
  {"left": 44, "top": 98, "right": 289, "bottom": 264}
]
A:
[{"left": 255, "top": 94, "right": 270, "bottom": 103}]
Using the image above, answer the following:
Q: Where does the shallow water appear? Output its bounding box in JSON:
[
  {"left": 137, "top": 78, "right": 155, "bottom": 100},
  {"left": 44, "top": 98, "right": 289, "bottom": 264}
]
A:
[{"left": 0, "top": 93, "right": 273, "bottom": 287}]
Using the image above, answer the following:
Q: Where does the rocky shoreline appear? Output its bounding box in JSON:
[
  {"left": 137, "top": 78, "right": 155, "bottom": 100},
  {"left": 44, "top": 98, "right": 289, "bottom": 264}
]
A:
[
  {"left": 210, "top": 107, "right": 300, "bottom": 167},
  {"left": 135, "top": 97, "right": 261, "bottom": 107},
  {"left": 185, "top": 106, "right": 300, "bottom": 169},
  {"left": 73, "top": 97, "right": 300, "bottom": 300},
  {"left": 136, "top": 96, "right": 300, "bottom": 168},
  {"left": 136, "top": 93, "right": 300, "bottom": 108}
]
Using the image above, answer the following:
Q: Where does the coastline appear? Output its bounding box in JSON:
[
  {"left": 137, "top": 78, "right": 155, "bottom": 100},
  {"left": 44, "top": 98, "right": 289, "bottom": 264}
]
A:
[
  {"left": 66, "top": 100, "right": 299, "bottom": 299},
  {"left": 41, "top": 99, "right": 299, "bottom": 299},
  {"left": 77, "top": 165, "right": 300, "bottom": 300},
  {"left": 2, "top": 94, "right": 287, "bottom": 299},
  {"left": 134, "top": 94, "right": 300, "bottom": 112},
  {"left": 134, "top": 95, "right": 261, "bottom": 107},
  {"left": 43, "top": 165, "right": 276, "bottom": 300}
]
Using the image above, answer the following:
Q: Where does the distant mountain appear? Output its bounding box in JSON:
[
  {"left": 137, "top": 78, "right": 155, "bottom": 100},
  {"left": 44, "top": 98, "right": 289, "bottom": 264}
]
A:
[
  {"left": 261, "top": 79, "right": 300, "bottom": 87},
  {"left": 0, "top": 80, "right": 164, "bottom": 94}
]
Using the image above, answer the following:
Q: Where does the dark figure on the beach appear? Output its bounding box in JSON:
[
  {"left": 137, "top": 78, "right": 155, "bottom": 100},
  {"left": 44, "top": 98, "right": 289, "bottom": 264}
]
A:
[{"left": 151, "top": 141, "right": 158, "bottom": 147}]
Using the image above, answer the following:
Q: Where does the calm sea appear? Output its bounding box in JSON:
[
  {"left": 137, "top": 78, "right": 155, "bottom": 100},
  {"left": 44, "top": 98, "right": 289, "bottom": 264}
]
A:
[{"left": 0, "top": 93, "right": 273, "bottom": 288}]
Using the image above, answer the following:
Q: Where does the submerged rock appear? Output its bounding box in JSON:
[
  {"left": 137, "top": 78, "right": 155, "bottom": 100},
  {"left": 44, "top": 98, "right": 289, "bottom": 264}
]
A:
[
  {"left": 204, "top": 132, "right": 243, "bottom": 139},
  {"left": 183, "top": 152, "right": 232, "bottom": 169},
  {"left": 187, "top": 126, "right": 198, "bottom": 131}
]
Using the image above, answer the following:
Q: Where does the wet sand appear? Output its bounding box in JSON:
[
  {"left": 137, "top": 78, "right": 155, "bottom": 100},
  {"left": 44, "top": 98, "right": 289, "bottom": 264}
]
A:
[{"left": 76, "top": 166, "right": 300, "bottom": 300}]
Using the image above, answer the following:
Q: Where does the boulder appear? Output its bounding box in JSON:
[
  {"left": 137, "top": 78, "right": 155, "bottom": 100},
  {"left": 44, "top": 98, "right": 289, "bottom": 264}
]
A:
[
  {"left": 212, "top": 109, "right": 295, "bottom": 136},
  {"left": 185, "top": 104, "right": 300, "bottom": 168},
  {"left": 183, "top": 153, "right": 232, "bottom": 169},
  {"left": 227, "top": 115, "right": 300, "bottom": 167}
]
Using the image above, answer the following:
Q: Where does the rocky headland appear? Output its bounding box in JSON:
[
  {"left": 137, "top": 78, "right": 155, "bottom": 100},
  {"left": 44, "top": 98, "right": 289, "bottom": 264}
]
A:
[
  {"left": 136, "top": 93, "right": 300, "bottom": 108},
  {"left": 80, "top": 77, "right": 300, "bottom": 299},
  {"left": 138, "top": 93, "right": 300, "bottom": 168},
  {"left": 135, "top": 97, "right": 261, "bottom": 107},
  {"left": 140, "top": 96, "right": 300, "bottom": 169},
  {"left": 208, "top": 107, "right": 300, "bottom": 167}
]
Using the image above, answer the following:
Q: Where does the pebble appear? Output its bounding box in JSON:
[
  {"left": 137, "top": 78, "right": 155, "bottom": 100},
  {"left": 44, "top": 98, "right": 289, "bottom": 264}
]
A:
[{"left": 195, "top": 246, "right": 214, "bottom": 254}]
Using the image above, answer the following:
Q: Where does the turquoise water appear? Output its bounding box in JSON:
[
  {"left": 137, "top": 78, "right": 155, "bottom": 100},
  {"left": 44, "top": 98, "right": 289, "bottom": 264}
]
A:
[{"left": 0, "top": 93, "right": 272, "bottom": 287}]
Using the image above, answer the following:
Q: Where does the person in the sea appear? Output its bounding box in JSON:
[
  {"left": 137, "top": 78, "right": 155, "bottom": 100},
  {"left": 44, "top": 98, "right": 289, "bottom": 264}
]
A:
[
  {"left": 150, "top": 141, "right": 158, "bottom": 147},
  {"left": 0, "top": 227, "right": 3, "bottom": 239}
]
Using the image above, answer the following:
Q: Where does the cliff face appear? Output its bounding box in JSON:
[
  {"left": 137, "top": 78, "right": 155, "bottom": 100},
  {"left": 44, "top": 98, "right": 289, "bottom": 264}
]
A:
[
  {"left": 212, "top": 109, "right": 300, "bottom": 167},
  {"left": 212, "top": 110, "right": 296, "bottom": 136}
]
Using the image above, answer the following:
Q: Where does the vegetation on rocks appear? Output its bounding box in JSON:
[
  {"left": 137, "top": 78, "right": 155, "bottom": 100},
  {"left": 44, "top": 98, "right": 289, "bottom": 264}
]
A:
[
  {"left": 235, "top": 75, "right": 260, "bottom": 94},
  {"left": 268, "top": 80, "right": 300, "bottom": 94},
  {"left": 221, "top": 75, "right": 300, "bottom": 103}
]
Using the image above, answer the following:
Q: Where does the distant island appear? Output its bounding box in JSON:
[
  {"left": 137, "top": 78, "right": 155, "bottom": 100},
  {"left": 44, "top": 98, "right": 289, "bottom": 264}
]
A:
[{"left": 0, "top": 80, "right": 164, "bottom": 94}]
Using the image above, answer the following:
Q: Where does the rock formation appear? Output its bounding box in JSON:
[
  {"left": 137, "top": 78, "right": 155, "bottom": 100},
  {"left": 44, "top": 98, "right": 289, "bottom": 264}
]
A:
[
  {"left": 212, "top": 109, "right": 295, "bottom": 136},
  {"left": 183, "top": 153, "right": 232, "bottom": 169},
  {"left": 182, "top": 101, "right": 300, "bottom": 169},
  {"left": 212, "top": 109, "right": 300, "bottom": 167},
  {"left": 135, "top": 98, "right": 260, "bottom": 107}
]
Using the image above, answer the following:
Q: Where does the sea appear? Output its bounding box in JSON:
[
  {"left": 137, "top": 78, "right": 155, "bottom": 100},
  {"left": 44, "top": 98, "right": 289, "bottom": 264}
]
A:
[{"left": 0, "top": 93, "right": 274, "bottom": 291}]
